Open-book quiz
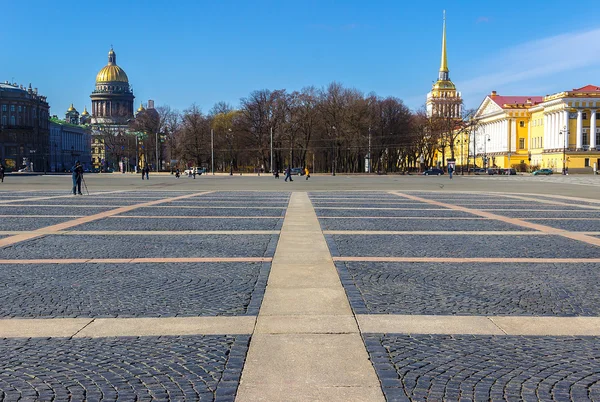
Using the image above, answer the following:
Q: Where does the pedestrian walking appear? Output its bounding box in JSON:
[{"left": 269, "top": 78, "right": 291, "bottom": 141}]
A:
[
  {"left": 273, "top": 167, "right": 279, "bottom": 179},
  {"left": 141, "top": 165, "right": 145, "bottom": 180},
  {"left": 284, "top": 166, "right": 293, "bottom": 182},
  {"left": 305, "top": 166, "right": 310, "bottom": 180},
  {"left": 0, "top": 161, "right": 5, "bottom": 183},
  {"left": 175, "top": 168, "right": 180, "bottom": 179},
  {"left": 192, "top": 168, "right": 196, "bottom": 179},
  {"left": 72, "top": 161, "right": 83, "bottom": 195},
  {"left": 144, "top": 165, "right": 150, "bottom": 180},
  {"left": 448, "top": 166, "right": 453, "bottom": 179}
]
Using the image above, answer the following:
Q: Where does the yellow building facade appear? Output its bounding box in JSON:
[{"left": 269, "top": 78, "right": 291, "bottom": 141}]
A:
[{"left": 472, "top": 86, "right": 600, "bottom": 172}]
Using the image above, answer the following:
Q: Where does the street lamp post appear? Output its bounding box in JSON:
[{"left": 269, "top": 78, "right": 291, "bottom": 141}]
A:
[
  {"left": 460, "top": 138, "right": 464, "bottom": 175},
  {"left": 228, "top": 128, "right": 233, "bottom": 176},
  {"left": 483, "top": 134, "right": 491, "bottom": 169},
  {"left": 331, "top": 126, "right": 336, "bottom": 176},
  {"left": 559, "top": 125, "right": 568, "bottom": 175}
]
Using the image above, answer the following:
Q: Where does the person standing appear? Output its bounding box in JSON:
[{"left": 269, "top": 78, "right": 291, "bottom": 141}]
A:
[
  {"left": 144, "top": 165, "right": 150, "bottom": 180},
  {"left": 0, "top": 160, "right": 5, "bottom": 183},
  {"left": 448, "top": 165, "right": 454, "bottom": 180},
  {"left": 305, "top": 166, "right": 310, "bottom": 180},
  {"left": 141, "top": 164, "right": 145, "bottom": 180},
  {"left": 175, "top": 168, "right": 180, "bottom": 179},
  {"left": 72, "top": 161, "right": 83, "bottom": 195},
  {"left": 284, "top": 166, "right": 293, "bottom": 182}
]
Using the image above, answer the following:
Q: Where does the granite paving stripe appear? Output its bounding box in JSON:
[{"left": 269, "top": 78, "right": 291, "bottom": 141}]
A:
[
  {"left": 0, "top": 234, "right": 278, "bottom": 259},
  {"left": 70, "top": 217, "right": 284, "bottom": 231},
  {"left": 110, "top": 215, "right": 283, "bottom": 219},
  {"left": 0, "top": 217, "right": 76, "bottom": 231},
  {"left": 117, "top": 207, "right": 286, "bottom": 217},
  {"left": 0, "top": 335, "right": 249, "bottom": 401},
  {"left": 18, "top": 198, "right": 164, "bottom": 206},
  {"left": 338, "top": 262, "right": 600, "bottom": 316},
  {"left": 238, "top": 192, "right": 384, "bottom": 401},
  {"left": 315, "top": 208, "right": 475, "bottom": 218},
  {"left": 365, "top": 334, "right": 600, "bottom": 401},
  {"left": 333, "top": 257, "right": 600, "bottom": 263},
  {"left": 358, "top": 315, "right": 600, "bottom": 336},
  {"left": 0, "top": 317, "right": 255, "bottom": 338},
  {"left": 393, "top": 192, "right": 600, "bottom": 248},
  {"left": 1, "top": 230, "right": 280, "bottom": 235},
  {"left": 318, "top": 217, "right": 525, "bottom": 232},
  {"left": 327, "top": 234, "right": 599, "bottom": 258},
  {"left": 0, "top": 214, "right": 84, "bottom": 218},
  {"left": 0, "top": 262, "right": 270, "bottom": 318},
  {"left": 0, "top": 257, "right": 272, "bottom": 264},
  {"left": 324, "top": 230, "right": 540, "bottom": 235},
  {"left": 0, "top": 191, "right": 212, "bottom": 248}
]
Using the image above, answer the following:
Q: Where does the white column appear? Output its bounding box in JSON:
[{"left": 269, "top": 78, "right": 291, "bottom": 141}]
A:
[
  {"left": 543, "top": 114, "right": 548, "bottom": 150},
  {"left": 553, "top": 113, "right": 559, "bottom": 149},
  {"left": 563, "top": 110, "right": 570, "bottom": 149},
  {"left": 590, "top": 110, "right": 597, "bottom": 150},
  {"left": 576, "top": 110, "right": 583, "bottom": 149}
]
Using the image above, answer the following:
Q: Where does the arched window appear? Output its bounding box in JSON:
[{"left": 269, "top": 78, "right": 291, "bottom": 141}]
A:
[{"left": 10, "top": 116, "right": 15, "bottom": 125}]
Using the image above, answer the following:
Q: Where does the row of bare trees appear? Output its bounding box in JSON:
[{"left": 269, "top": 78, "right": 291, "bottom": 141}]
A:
[{"left": 96, "top": 82, "right": 478, "bottom": 173}]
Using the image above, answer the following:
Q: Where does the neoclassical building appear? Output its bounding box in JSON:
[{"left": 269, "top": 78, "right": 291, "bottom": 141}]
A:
[
  {"left": 426, "top": 12, "right": 462, "bottom": 119},
  {"left": 90, "top": 48, "right": 135, "bottom": 125},
  {"left": 89, "top": 47, "right": 135, "bottom": 170},
  {"left": 472, "top": 85, "right": 600, "bottom": 172},
  {"left": 0, "top": 82, "right": 50, "bottom": 171}
]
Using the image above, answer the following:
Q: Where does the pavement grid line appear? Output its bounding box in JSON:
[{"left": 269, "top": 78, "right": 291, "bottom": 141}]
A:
[
  {"left": 0, "top": 190, "right": 128, "bottom": 205},
  {"left": 0, "top": 257, "right": 272, "bottom": 264},
  {"left": 391, "top": 191, "right": 600, "bottom": 248},
  {"left": 332, "top": 257, "right": 600, "bottom": 263},
  {"left": 0, "top": 191, "right": 213, "bottom": 248},
  {"left": 236, "top": 192, "right": 385, "bottom": 401}
]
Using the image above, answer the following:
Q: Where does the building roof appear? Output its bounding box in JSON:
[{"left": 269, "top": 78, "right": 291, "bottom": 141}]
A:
[
  {"left": 0, "top": 82, "right": 27, "bottom": 93},
  {"left": 571, "top": 85, "right": 600, "bottom": 92},
  {"left": 490, "top": 95, "right": 543, "bottom": 108}
]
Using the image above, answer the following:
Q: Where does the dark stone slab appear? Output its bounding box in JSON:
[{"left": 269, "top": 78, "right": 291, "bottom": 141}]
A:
[
  {"left": 71, "top": 217, "right": 284, "bottom": 231},
  {"left": 0, "top": 206, "right": 117, "bottom": 216},
  {"left": 319, "top": 218, "right": 531, "bottom": 232},
  {"left": 328, "top": 234, "right": 598, "bottom": 258},
  {"left": 311, "top": 203, "right": 443, "bottom": 209},
  {"left": 365, "top": 334, "right": 600, "bottom": 402},
  {"left": 487, "top": 210, "right": 600, "bottom": 219},
  {"left": 315, "top": 209, "right": 474, "bottom": 218},
  {"left": 0, "top": 234, "right": 279, "bottom": 259},
  {"left": 117, "top": 207, "right": 286, "bottom": 217},
  {"left": 0, "top": 335, "right": 250, "bottom": 401},
  {"left": 525, "top": 219, "right": 600, "bottom": 232},
  {"left": 0, "top": 217, "right": 75, "bottom": 231},
  {"left": 0, "top": 262, "right": 270, "bottom": 317},
  {"left": 337, "top": 262, "right": 600, "bottom": 316}
]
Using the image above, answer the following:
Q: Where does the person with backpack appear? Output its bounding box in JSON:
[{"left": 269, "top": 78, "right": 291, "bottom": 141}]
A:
[
  {"left": 0, "top": 161, "right": 5, "bottom": 183},
  {"left": 284, "top": 166, "right": 293, "bottom": 182},
  {"left": 72, "top": 161, "right": 83, "bottom": 195}
]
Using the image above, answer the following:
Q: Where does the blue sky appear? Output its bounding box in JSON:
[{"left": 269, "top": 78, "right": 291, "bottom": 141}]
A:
[{"left": 2, "top": 0, "right": 600, "bottom": 116}]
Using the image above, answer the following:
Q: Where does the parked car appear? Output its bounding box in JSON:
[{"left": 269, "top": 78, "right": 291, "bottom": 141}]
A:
[
  {"left": 532, "top": 168, "right": 553, "bottom": 175},
  {"left": 290, "top": 167, "right": 305, "bottom": 175},
  {"left": 473, "top": 168, "right": 486, "bottom": 175},
  {"left": 487, "top": 168, "right": 500, "bottom": 175},
  {"left": 503, "top": 168, "right": 517, "bottom": 175},
  {"left": 423, "top": 168, "right": 444, "bottom": 176}
]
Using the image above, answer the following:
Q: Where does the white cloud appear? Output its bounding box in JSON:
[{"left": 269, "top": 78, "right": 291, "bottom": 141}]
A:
[{"left": 460, "top": 27, "right": 600, "bottom": 97}]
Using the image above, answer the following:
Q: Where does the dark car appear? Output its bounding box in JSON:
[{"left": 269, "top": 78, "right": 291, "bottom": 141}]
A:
[
  {"left": 503, "top": 168, "right": 517, "bottom": 175},
  {"left": 423, "top": 168, "right": 444, "bottom": 176},
  {"left": 290, "top": 168, "right": 304, "bottom": 175}
]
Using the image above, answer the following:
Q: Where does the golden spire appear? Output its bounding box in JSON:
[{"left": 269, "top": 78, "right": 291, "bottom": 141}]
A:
[
  {"left": 440, "top": 10, "right": 448, "bottom": 73},
  {"left": 137, "top": 103, "right": 145, "bottom": 112},
  {"left": 81, "top": 106, "right": 89, "bottom": 116},
  {"left": 67, "top": 103, "right": 76, "bottom": 112}
]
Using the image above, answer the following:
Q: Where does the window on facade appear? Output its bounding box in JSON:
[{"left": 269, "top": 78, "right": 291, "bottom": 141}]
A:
[
  {"left": 585, "top": 158, "right": 590, "bottom": 167},
  {"left": 10, "top": 105, "right": 15, "bottom": 112},
  {"left": 18, "top": 106, "right": 22, "bottom": 112},
  {"left": 583, "top": 113, "right": 588, "bottom": 120},
  {"left": 10, "top": 116, "right": 15, "bottom": 125},
  {"left": 519, "top": 138, "right": 525, "bottom": 149},
  {"left": 519, "top": 121, "right": 525, "bottom": 128},
  {"left": 1, "top": 105, "right": 5, "bottom": 112},
  {"left": 1, "top": 116, "right": 5, "bottom": 126}
]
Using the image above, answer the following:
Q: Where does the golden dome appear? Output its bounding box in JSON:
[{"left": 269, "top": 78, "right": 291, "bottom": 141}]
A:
[
  {"left": 95, "top": 48, "right": 129, "bottom": 83},
  {"left": 81, "top": 106, "right": 89, "bottom": 116},
  {"left": 67, "top": 103, "right": 77, "bottom": 112},
  {"left": 137, "top": 103, "right": 145, "bottom": 112},
  {"left": 432, "top": 80, "right": 456, "bottom": 91}
]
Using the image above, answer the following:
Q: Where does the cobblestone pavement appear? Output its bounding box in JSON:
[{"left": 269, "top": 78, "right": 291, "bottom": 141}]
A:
[
  {"left": 0, "top": 335, "right": 249, "bottom": 402},
  {"left": 0, "top": 262, "right": 269, "bottom": 318},
  {"left": 0, "top": 217, "right": 77, "bottom": 231},
  {"left": 70, "top": 217, "right": 284, "bottom": 231},
  {"left": 117, "top": 207, "right": 287, "bottom": 217},
  {"left": 0, "top": 234, "right": 279, "bottom": 259},
  {"left": 336, "top": 262, "right": 600, "bottom": 316},
  {"left": 365, "top": 334, "right": 600, "bottom": 402},
  {"left": 327, "top": 234, "right": 598, "bottom": 258},
  {"left": 524, "top": 219, "right": 600, "bottom": 231},
  {"left": 0, "top": 206, "right": 118, "bottom": 215},
  {"left": 319, "top": 218, "right": 530, "bottom": 232}
]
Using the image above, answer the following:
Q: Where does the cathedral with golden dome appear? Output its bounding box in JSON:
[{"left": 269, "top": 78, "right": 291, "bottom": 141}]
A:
[{"left": 90, "top": 47, "right": 135, "bottom": 125}]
